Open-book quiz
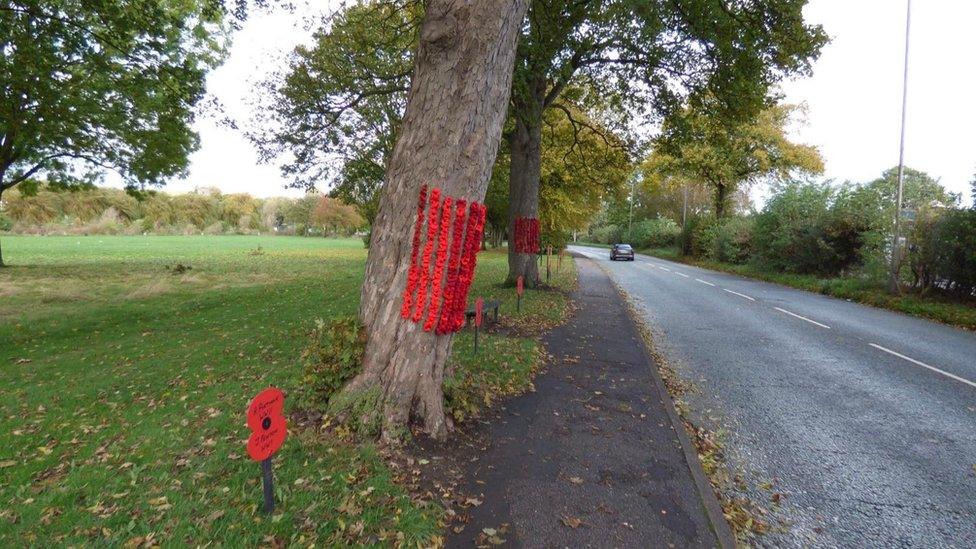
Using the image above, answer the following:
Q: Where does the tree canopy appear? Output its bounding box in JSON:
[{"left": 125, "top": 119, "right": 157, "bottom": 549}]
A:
[
  {"left": 248, "top": 1, "right": 418, "bottom": 224},
  {"left": 647, "top": 101, "right": 824, "bottom": 217},
  {"left": 0, "top": 0, "right": 250, "bottom": 195}
]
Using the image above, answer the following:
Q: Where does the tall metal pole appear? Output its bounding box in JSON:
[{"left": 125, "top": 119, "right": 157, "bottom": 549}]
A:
[
  {"left": 888, "top": 0, "right": 912, "bottom": 294},
  {"left": 627, "top": 175, "right": 636, "bottom": 241},
  {"left": 682, "top": 184, "right": 688, "bottom": 232}
]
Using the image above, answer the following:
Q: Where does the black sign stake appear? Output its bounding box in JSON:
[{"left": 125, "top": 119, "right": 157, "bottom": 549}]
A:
[
  {"left": 262, "top": 457, "right": 275, "bottom": 514},
  {"left": 473, "top": 323, "right": 479, "bottom": 354}
]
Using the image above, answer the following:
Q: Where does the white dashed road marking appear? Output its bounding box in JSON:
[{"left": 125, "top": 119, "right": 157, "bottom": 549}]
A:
[
  {"left": 869, "top": 343, "right": 976, "bottom": 389},
  {"left": 658, "top": 266, "right": 671, "bottom": 272},
  {"left": 774, "top": 307, "right": 831, "bottom": 329},
  {"left": 723, "top": 288, "right": 756, "bottom": 301},
  {"left": 695, "top": 278, "right": 715, "bottom": 287},
  {"left": 674, "top": 272, "right": 689, "bottom": 278}
]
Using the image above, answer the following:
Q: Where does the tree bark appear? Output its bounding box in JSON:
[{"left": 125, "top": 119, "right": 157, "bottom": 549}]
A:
[
  {"left": 506, "top": 77, "right": 546, "bottom": 285},
  {"left": 0, "top": 187, "right": 5, "bottom": 267},
  {"left": 714, "top": 181, "right": 728, "bottom": 218},
  {"left": 344, "top": 0, "right": 528, "bottom": 442}
]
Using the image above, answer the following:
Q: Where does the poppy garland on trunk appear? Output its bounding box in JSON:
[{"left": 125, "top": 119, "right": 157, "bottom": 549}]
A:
[
  {"left": 400, "top": 184, "right": 487, "bottom": 334},
  {"left": 513, "top": 216, "right": 540, "bottom": 254}
]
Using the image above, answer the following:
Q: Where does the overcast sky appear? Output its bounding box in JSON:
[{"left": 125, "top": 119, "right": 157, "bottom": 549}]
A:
[{"left": 172, "top": 0, "right": 975, "bottom": 205}]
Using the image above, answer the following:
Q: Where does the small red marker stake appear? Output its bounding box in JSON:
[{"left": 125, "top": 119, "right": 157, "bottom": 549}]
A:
[
  {"left": 246, "top": 387, "right": 287, "bottom": 514},
  {"left": 474, "top": 297, "right": 484, "bottom": 354},
  {"left": 516, "top": 275, "right": 524, "bottom": 313}
]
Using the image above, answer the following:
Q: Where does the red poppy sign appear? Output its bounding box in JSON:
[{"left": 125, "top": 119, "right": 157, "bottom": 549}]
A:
[
  {"left": 475, "top": 297, "right": 484, "bottom": 327},
  {"left": 246, "top": 387, "right": 287, "bottom": 462},
  {"left": 516, "top": 275, "right": 524, "bottom": 296}
]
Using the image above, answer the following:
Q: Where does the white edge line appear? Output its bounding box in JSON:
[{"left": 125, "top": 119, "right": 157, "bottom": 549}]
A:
[
  {"left": 722, "top": 288, "right": 755, "bottom": 301},
  {"left": 674, "top": 272, "right": 690, "bottom": 278},
  {"left": 773, "top": 307, "right": 831, "bottom": 329},
  {"left": 869, "top": 343, "right": 976, "bottom": 389},
  {"left": 695, "top": 278, "right": 716, "bottom": 287}
]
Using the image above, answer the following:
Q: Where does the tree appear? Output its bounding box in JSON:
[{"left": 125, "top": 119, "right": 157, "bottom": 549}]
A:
[
  {"left": 253, "top": 0, "right": 827, "bottom": 285},
  {"left": 249, "top": 1, "right": 418, "bottom": 226},
  {"left": 866, "top": 166, "right": 959, "bottom": 217},
  {"left": 650, "top": 102, "right": 824, "bottom": 217},
  {"left": 502, "top": 0, "right": 827, "bottom": 284},
  {"left": 0, "top": 0, "right": 247, "bottom": 265},
  {"left": 310, "top": 196, "right": 364, "bottom": 236},
  {"left": 338, "top": 0, "right": 528, "bottom": 441},
  {"left": 484, "top": 98, "right": 632, "bottom": 249}
]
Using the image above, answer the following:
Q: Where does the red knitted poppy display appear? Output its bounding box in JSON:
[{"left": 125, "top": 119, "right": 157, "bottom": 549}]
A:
[
  {"left": 400, "top": 185, "right": 486, "bottom": 334},
  {"left": 400, "top": 184, "right": 428, "bottom": 319},
  {"left": 412, "top": 188, "right": 442, "bottom": 322},
  {"left": 513, "top": 216, "right": 540, "bottom": 254}
]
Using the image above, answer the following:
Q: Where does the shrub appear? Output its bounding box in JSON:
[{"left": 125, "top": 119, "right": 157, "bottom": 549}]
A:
[
  {"left": 929, "top": 209, "right": 976, "bottom": 297},
  {"left": 0, "top": 212, "right": 12, "bottom": 231},
  {"left": 710, "top": 217, "right": 754, "bottom": 264},
  {"left": 683, "top": 215, "right": 719, "bottom": 257},
  {"left": 629, "top": 218, "right": 681, "bottom": 249},
  {"left": 591, "top": 223, "right": 622, "bottom": 245},
  {"left": 752, "top": 182, "right": 880, "bottom": 276},
  {"left": 300, "top": 316, "right": 366, "bottom": 408}
]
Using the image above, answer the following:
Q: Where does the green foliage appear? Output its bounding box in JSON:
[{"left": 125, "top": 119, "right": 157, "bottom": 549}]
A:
[
  {"left": 752, "top": 181, "right": 877, "bottom": 275},
  {"left": 591, "top": 224, "right": 624, "bottom": 245},
  {"left": 911, "top": 209, "right": 976, "bottom": 297},
  {"left": 249, "top": 0, "right": 417, "bottom": 218},
  {"left": 311, "top": 196, "right": 365, "bottom": 236},
  {"left": 0, "top": 0, "right": 235, "bottom": 197},
  {"left": 628, "top": 218, "right": 681, "bottom": 249},
  {"left": 2, "top": 184, "right": 369, "bottom": 237},
  {"left": 709, "top": 217, "right": 755, "bottom": 264},
  {"left": 301, "top": 316, "right": 366, "bottom": 408},
  {"left": 649, "top": 102, "right": 825, "bottom": 217},
  {"left": 0, "top": 211, "right": 12, "bottom": 231},
  {"left": 253, "top": 0, "right": 825, "bottom": 240}
]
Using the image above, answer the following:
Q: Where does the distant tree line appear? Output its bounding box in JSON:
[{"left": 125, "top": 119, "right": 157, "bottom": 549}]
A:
[
  {"left": 0, "top": 184, "right": 364, "bottom": 238},
  {"left": 589, "top": 166, "right": 976, "bottom": 299}
]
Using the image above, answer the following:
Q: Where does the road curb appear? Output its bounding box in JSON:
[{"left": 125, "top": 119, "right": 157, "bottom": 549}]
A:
[{"left": 572, "top": 252, "right": 736, "bottom": 549}]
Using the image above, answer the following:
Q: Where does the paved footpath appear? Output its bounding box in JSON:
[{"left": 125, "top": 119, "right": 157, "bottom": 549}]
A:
[{"left": 447, "top": 258, "right": 732, "bottom": 548}]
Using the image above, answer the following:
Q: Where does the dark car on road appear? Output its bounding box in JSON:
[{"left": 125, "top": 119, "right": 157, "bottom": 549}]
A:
[{"left": 610, "top": 243, "right": 635, "bottom": 261}]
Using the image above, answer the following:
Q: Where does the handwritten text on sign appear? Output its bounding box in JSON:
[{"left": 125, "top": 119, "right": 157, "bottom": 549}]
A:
[{"left": 246, "top": 387, "right": 287, "bottom": 462}]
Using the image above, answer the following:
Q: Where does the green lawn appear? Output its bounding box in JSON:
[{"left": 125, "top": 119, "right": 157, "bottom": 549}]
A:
[{"left": 0, "top": 235, "right": 575, "bottom": 546}]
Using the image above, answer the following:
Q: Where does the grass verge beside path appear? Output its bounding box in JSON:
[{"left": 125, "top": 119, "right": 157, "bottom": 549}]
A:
[
  {"left": 641, "top": 246, "right": 976, "bottom": 331},
  {"left": 0, "top": 236, "right": 575, "bottom": 546}
]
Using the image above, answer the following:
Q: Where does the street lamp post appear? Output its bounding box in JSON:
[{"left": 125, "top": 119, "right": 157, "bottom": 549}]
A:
[
  {"left": 888, "top": 0, "right": 912, "bottom": 294},
  {"left": 627, "top": 174, "right": 636, "bottom": 241}
]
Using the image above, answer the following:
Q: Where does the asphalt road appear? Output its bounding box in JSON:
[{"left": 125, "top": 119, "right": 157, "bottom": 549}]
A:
[{"left": 569, "top": 245, "right": 976, "bottom": 548}]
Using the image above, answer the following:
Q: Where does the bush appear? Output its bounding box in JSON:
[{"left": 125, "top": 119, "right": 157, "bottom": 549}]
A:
[
  {"left": 0, "top": 212, "right": 12, "bottom": 231},
  {"left": 591, "top": 223, "right": 623, "bottom": 245},
  {"left": 629, "top": 218, "right": 681, "bottom": 249},
  {"left": 683, "top": 215, "right": 719, "bottom": 257},
  {"left": 922, "top": 208, "right": 976, "bottom": 297},
  {"left": 710, "top": 217, "right": 754, "bottom": 264},
  {"left": 300, "top": 316, "right": 366, "bottom": 408},
  {"left": 752, "top": 182, "right": 880, "bottom": 276}
]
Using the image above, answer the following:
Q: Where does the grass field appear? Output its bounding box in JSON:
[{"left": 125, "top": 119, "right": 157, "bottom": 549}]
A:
[{"left": 0, "top": 235, "right": 575, "bottom": 546}]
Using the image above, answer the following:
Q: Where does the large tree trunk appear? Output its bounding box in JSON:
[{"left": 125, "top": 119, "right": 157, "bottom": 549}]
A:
[
  {"left": 714, "top": 182, "right": 728, "bottom": 218},
  {"left": 344, "top": 0, "right": 528, "bottom": 442},
  {"left": 0, "top": 188, "right": 5, "bottom": 267},
  {"left": 506, "top": 77, "right": 545, "bottom": 285}
]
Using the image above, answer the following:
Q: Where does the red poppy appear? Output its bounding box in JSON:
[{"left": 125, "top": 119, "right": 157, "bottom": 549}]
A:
[{"left": 246, "top": 387, "right": 287, "bottom": 462}]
